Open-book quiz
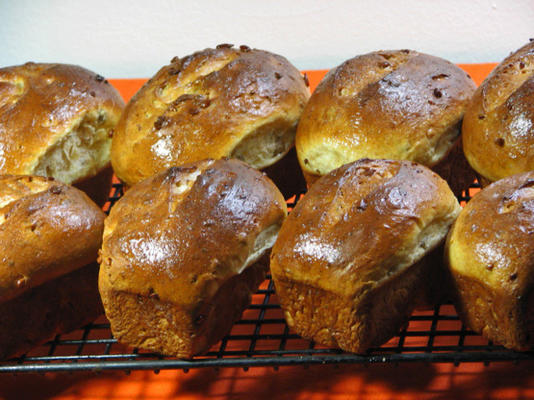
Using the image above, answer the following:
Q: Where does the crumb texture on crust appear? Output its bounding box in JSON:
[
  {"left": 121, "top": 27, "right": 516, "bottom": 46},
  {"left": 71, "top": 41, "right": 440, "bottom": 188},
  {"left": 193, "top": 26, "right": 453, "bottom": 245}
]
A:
[
  {"left": 32, "top": 109, "right": 114, "bottom": 185},
  {"left": 296, "top": 50, "right": 475, "bottom": 179},
  {"left": 463, "top": 41, "right": 534, "bottom": 183},
  {"left": 446, "top": 170, "right": 534, "bottom": 350},
  {"left": 111, "top": 46, "right": 309, "bottom": 187},
  {"left": 101, "top": 255, "right": 268, "bottom": 358},
  {"left": 275, "top": 257, "right": 426, "bottom": 353},
  {"left": 0, "top": 63, "right": 124, "bottom": 183},
  {"left": 270, "top": 159, "right": 460, "bottom": 353}
]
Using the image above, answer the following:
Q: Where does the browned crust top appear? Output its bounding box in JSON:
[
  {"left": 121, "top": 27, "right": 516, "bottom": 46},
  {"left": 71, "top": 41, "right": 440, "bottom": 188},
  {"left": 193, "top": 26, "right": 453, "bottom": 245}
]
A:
[
  {"left": 0, "top": 63, "right": 125, "bottom": 175},
  {"left": 271, "top": 159, "right": 459, "bottom": 298},
  {"left": 111, "top": 46, "right": 309, "bottom": 186},
  {"left": 0, "top": 175, "right": 105, "bottom": 302},
  {"left": 100, "top": 158, "right": 287, "bottom": 307},
  {"left": 447, "top": 170, "right": 534, "bottom": 295},
  {"left": 463, "top": 41, "right": 534, "bottom": 182},
  {"left": 296, "top": 50, "right": 475, "bottom": 176}
]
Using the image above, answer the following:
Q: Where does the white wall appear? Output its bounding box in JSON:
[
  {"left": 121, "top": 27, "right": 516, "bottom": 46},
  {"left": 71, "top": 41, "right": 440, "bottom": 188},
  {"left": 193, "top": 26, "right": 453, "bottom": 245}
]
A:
[{"left": 1, "top": 0, "right": 533, "bottom": 78}]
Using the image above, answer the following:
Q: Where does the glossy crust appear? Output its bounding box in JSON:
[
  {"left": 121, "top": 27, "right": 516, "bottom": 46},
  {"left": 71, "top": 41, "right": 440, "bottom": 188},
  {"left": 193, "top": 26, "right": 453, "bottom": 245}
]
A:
[
  {"left": 0, "top": 175, "right": 105, "bottom": 302},
  {"left": 99, "top": 159, "right": 287, "bottom": 357},
  {"left": 446, "top": 171, "right": 534, "bottom": 350},
  {"left": 296, "top": 50, "right": 476, "bottom": 193},
  {"left": 463, "top": 41, "right": 534, "bottom": 183},
  {"left": 0, "top": 62, "right": 124, "bottom": 202},
  {"left": 111, "top": 46, "right": 310, "bottom": 187},
  {"left": 270, "top": 159, "right": 461, "bottom": 353}
]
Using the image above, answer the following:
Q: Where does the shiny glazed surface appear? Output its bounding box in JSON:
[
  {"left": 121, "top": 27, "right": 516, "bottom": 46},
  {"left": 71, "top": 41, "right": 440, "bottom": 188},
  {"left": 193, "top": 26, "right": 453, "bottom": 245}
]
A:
[
  {"left": 463, "top": 41, "right": 534, "bottom": 183},
  {"left": 271, "top": 159, "right": 460, "bottom": 298},
  {"left": 111, "top": 46, "right": 309, "bottom": 187},
  {"left": 0, "top": 175, "right": 105, "bottom": 302},
  {"left": 0, "top": 63, "right": 124, "bottom": 177},
  {"left": 100, "top": 158, "right": 287, "bottom": 307},
  {"left": 448, "top": 171, "right": 534, "bottom": 289},
  {"left": 296, "top": 50, "right": 475, "bottom": 180}
]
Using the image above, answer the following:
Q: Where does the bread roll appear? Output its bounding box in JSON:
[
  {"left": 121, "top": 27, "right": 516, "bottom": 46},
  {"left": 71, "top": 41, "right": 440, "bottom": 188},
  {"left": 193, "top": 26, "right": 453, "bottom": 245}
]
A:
[
  {"left": 99, "top": 159, "right": 287, "bottom": 358},
  {"left": 111, "top": 45, "right": 310, "bottom": 193},
  {"left": 446, "top": 171, "right": 534, "bottom": 350},
  {"left": 0, "top": 175, "right": 105, "bottom": 358},
  {"left": 295, "top": 50, "right": 476, "bottom": 194},
  {"left": 270, "top": 159, "right": 460, "bottom": 353},
  {"left": 0, "top": 62, "right": 125, "bottom": 205},
  {"left": 463, "top": 41, "right": 534, "bottom": 185}
]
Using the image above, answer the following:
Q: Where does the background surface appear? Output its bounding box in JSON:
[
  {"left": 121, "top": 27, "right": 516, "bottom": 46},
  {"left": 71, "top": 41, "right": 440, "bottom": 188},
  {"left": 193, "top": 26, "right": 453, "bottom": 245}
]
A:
[{"left": 1, "top": 0, "right": 533, "bottom": 78}]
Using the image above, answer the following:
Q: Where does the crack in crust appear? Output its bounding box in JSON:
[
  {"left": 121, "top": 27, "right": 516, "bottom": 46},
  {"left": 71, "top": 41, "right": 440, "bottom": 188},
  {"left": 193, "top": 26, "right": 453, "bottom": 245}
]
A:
[
  {"left": 112, "top": 47, "right": 310, "bottom": 187},
  {"left": 479, "top": 44, "right": 534, "bottom": 115}
]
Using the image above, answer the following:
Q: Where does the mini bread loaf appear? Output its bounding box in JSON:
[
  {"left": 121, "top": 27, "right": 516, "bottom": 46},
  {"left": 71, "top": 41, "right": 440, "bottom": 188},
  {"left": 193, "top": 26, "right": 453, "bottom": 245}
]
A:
[
  {"left": 99, "top": 158, "right": 287, "bottom": 358},
  {"left": 0, "top": 62, "right": 125, "bottom": 205},
  {"left": 0, "top": 175, "right": 105, "bottom": 359},
  {"left": 111, "top": 45, "right": 310, "bottom": 195},
  {"left": 270, "top": 159, "right": 461, "bottom": 353},
  {"left": 295, "top": 50, "right": 476, "bottom": 195},
  {"left": 463, "top": 41, "right": 534, "bottom": 185},
  {"left": 446, "top": 171, "right": 534, "bottom": 350}
]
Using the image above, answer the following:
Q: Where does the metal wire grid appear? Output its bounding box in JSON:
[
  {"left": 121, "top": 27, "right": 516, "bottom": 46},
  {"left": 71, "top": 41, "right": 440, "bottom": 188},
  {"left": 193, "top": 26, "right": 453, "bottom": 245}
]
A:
[{"left": 1, "top": 181, "right": 533, "bottom": 373}]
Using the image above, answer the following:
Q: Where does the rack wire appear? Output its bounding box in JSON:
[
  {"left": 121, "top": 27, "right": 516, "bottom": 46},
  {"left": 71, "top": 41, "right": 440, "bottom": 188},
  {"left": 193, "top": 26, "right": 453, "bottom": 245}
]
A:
[{"left": 1, "top": 181, "right": 533, "bottom": 374}]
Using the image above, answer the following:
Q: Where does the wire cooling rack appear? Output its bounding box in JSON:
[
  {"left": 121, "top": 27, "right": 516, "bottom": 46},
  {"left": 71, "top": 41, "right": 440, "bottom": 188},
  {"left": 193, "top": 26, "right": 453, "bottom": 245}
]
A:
[{"left": 1, "top": 181, "right": 533, "bottom": 374}]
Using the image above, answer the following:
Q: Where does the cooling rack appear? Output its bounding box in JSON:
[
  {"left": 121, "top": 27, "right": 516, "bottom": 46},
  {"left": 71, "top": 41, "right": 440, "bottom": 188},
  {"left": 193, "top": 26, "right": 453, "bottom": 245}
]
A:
[{"left": 1, "top": 181, "right": 533, "bottom": 374}]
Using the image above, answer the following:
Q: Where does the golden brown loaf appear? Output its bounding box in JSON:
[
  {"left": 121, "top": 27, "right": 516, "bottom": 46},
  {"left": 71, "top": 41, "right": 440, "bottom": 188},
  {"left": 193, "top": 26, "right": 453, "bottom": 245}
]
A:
[
  {"left": 0, "top": 175, "right": 105, "bottom": 358},
  {"left": 99, "top": 159, "right": 287, "bottom": 358},
  {"left": 0, "top": 62, "right": 125, "bottom": 204},
  {"left": 295, "top": 50, "right": 476, "bottom": 194},
  {"left": 111, "top": 45, "right": 310, "bottom": 188},
  {"left": 446, "top": 171, "right": 534, "bottom": 350},
  {"left": 463, "top": 41, "right": 534, "bottom": 184},
  {"left": 270, "top": 159, "right": 461, "bottom": 353}
]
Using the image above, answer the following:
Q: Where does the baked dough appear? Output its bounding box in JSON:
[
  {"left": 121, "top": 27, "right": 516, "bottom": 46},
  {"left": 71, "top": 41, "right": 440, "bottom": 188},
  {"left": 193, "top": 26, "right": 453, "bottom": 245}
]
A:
[{"left": 271, "top": 159, "right": 460, "bottom": 353}]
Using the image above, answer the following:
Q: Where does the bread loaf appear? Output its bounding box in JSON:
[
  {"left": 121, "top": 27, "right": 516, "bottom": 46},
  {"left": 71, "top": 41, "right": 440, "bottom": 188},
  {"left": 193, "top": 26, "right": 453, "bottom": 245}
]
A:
[
  {"left": 270, "top": 159, "right": 460, "bottom": 353},
  {"left": 0, "top": 175, "right": 105, "bottom": 358},
  {"left": 446, "top": 171, "right": 534, "bottom": 350},
  {"left": 99, "top": 158, "right": 287, "bottom": 357},
  {"left": 0, "top": 63, "right": 125, "bottom": 205},
  {"left": 295, "top": 50, "right": 476, "bottom": 194},
  {"left": 111, "top": 45, "right": 310, "bottom": 195}
]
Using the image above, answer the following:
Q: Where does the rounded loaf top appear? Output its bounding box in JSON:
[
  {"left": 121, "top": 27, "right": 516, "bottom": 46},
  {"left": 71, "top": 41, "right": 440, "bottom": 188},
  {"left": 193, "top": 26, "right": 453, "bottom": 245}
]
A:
[
  {"left": 447, "top": 170, "right": 534, "bottom": 292},
  {"left": 295, "top": 49, "right": 476, "bottom": 182},
  {"left": 100, "top": 158, "right": 288, "bottom": 307},
  {"left": 463, "top": 41, "right": 534, "bottom": 183},
  {"left": 0, "top": 62, "right": 125, "bottom": 184},
  {"left": 271, "top": 158, "right": 461, "bottom": 298},
  {"left": 111, "top": 45, "right": 310, "bottom": 187},
  {"left": 0, "top": 175, "right": 105, "bottom": 302}
]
